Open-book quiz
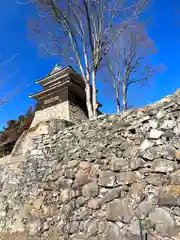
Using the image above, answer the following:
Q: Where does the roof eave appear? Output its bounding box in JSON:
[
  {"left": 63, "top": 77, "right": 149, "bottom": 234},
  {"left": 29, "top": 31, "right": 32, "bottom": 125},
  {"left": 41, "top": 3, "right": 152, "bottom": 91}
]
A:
[
  {"left": 35, "top": 65, "right": 73, "bottom": 85},
  {"left": 29, "top": 81, "right": 70, "bottom": 99}
]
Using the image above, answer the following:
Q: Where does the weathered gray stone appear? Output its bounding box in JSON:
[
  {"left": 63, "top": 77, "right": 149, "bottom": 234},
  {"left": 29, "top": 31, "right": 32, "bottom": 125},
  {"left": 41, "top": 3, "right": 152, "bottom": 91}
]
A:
[
  {"left": 87, "top": 199, "right": 101, "bottom": 209},
  {"left": 28, "top": 220, "right": 42, "bottom": 235},
  {"left": 119, "top": 141, "right": 132, "bottom": 151},
  {"left": 140, "top": 139, "right": 154, "bottom": 151},
  {"left": 0, "top": 202, "right": 9, "bottom": 212},
  {"left": 106, "top": 199, "right": 133, "bottom": 223},
  {"left": 79, "top": 161, "right": 91, "bottom": 170},
  {"left": 164, "top": 130, "right": 175, "bottom": 139},
  {"left": 174, "top": 124, "right": 180, "bottom": 135},
  {"left": 160, "top": 120, "right": 176, "bottom": 130},
  {"left": 137, "top": 201, "right": 153, "bottom": 217},
  {"left": 130, "top": 158, "right": 144, "bottom": 170},
  {"left": 149, "top": 129, "right": 163, "bottom": 139},
  {"left": 101, "top": 187, "right": 121, "bottom": 204},
  {"left": 123, "top": 147, "right": 139, "bottom": 159},
  {"left": 69, "top": 221, "right": 79, "bottom": 234},
  {"left": 128, "top": 219, "right": 148, "bottom": 236},
  {"left": 67, "top": 160, "right": 79, "bottom": 168},
  {"left": 70, "top": 233, "right": 86, "bottom": 240},
  {"left": 156, "top": 109, "right": 166, "bottom": 119},
  {"left": 155, "top": 139, "right": 163, "bottom": 146},
  {"left": 90, "top": 164, "right": 100, "bottom": 177},
  {"left": 64, "top": 168, "right": 75, "bottom": 179},
  {"left": 109, "top": 158, "right": 129, "bottom": 171},
  {"left": 11, "top": 214, "right": 25, "bottom": 232},
  {"left": 82, "top": 182, "right": 99, "bottom": 198},
  {"left": 110, "top": 136, "right": 124, "bottom": 147},
  {"left": 74, "top": 170, "right": 90, "bottom": 187},
  {"left": 149, "top": 120, "right": 158, "bottom": 129},
  {"left": 73, "top": 206, "right": 89, "bottom": 221},
  {"left": 158, "top": 185, "right": 180, "bottom": 206},
  {"left": 124, "top": 230, "right": 152, "bottom": 240},
  {"left": 141, "top": 147, "right": 161, "bottom": 161},
  {"left": 170, "top": 170, "right": 180, "bottom": 184},
  {"left": 146, "top": 173, "right": 165, "bottom": 186},
  {"left": 61, "top": 189, "right": 69, "bottom": 202},
  {"left": 113, "top": 120, "right": 128, "bottom": 131},
  {"left": 130, "top": 182, "right": 146, "bottom": 199},
  {"left": 151, "top": 159, "right": 175, "bottom": 173},
  {"left": 161, "top": 145, "right": 175, "bottom": 160},
  {"left": 33, "top": 198, "right": 44, "bottom": 210},
  {"left": 76, "top": 196, "right": 86, "bottom": 207},
  {"left": 116, "top": 172, "right": 136, "bottom": 185},
  {"left": 99, "top": 171, "right": 115, "bottom": 187},
  {"left": 42, "top": 221, "right": 50, "bottom": 232},
  {"left": 172, "top": 138, "right": 180, "bottom": 150},
  {"left": 103, "top": 222, "right": 124, "bottom": 240},
  {"left": 85, "top": 220, "right": 98, "bottom": 237},
  {"left": 173, "top": 207, "right": 180, "bottom": 216},
  {"left": 56, "top": 178, "right": 73, "bottom": 189},
  {"left": 149, "top": 208, "right": 176, "bottom": 236}
]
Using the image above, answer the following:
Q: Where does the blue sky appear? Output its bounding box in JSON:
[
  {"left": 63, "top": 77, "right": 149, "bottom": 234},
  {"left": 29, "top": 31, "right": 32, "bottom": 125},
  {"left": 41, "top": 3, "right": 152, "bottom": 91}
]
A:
[{"left": 0, "top": 0, "right": 180, "bottom": 127}]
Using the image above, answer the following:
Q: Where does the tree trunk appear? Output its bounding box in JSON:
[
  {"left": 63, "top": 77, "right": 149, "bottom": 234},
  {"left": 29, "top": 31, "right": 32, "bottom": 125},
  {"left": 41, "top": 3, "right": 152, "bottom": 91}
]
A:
[
  {"left": 115, "top": 83, "right": 120, "bottom": 114},
  {"left": 122, "top": 82, "right": 127, "bottom": 110},
  {"left": 116, "top": 98, "right": 121, "bottom": 114},
  {"left": 92, "top": 69, "right": 97, "bottom": 118},
  {"left": 85, "top": 81, "right": 93, "bottom": 119}
]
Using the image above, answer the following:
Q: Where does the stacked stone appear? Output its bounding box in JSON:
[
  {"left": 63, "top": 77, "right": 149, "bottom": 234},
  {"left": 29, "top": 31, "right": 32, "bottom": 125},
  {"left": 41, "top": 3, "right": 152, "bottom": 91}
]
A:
[{"left": 1, "top": 90, "right": 180, "bottom": 239}]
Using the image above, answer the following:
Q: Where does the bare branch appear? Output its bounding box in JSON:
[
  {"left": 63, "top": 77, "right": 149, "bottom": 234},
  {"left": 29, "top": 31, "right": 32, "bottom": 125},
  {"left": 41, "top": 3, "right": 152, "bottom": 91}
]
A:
[
  {"left": 16, "top": 0, "right": 35, "bottom": 4},
  {"left": 0, "top": 54, "right": 22, "bottom": 108},
  {"left": 27, "top": 0, "right": 150, "bottom": 118},
  {"left": 0, "top": 53, "right": 19, "bottom": 67},
  {"left": 106, "top": 22, "right": 159, "bottom": 112}
]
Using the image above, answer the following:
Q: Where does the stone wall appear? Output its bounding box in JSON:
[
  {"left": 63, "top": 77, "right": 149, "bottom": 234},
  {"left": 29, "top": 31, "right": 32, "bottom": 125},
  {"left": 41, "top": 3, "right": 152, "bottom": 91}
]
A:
[
  {"left": 31, "top": 101, "right": 87, "bottom": 128},
  {"left": 11, "top": 120, "right": 74, "bottom": 157},
  {"left": 30, "top": 101, "right": 70, "bottom": 127},
  {"left": 1, "top": 90, "right": 180, "bottom": 239},
  {"left": 69, "top": 102, "right": 88, "bottom": 124}
]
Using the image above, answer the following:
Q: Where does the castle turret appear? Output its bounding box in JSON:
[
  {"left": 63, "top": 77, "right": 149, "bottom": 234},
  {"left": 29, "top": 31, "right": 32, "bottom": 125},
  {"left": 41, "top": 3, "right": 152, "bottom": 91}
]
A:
[{"left": 29, "top": 65, "right": 102, "bottom": 127}]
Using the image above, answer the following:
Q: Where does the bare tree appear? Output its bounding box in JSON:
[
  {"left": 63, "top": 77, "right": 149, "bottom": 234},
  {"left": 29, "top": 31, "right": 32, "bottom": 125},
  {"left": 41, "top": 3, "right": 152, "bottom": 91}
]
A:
[
  {"left": 25, "top": 0, "right": 150, "bottom": 119},
  {"left": 0, "top": 54, "right": 20, "bottom": 107},
  {"left": 107, "top": 24, "right": 158, "bottom": 112},
  {"left": 106, "top": 56, "right": 121, "bottom": 113}
]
